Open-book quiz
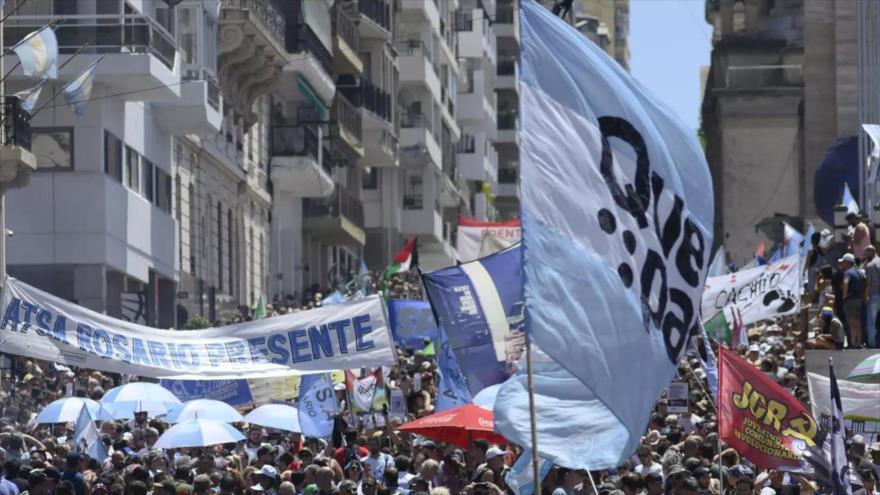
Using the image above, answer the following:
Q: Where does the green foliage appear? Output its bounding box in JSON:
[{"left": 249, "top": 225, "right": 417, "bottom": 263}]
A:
[{"left": 184, "top": 314, "right": 211, "bottom": 330}]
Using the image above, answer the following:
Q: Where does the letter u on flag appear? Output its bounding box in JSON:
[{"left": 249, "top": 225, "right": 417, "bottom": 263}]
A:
[{"left": 507, "top": 0, "right": 714, "bottom": 468}]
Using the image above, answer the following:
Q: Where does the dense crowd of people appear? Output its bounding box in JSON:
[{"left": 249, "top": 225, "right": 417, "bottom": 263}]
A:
[{"left": 1, "top": 246, "right": 879, "bottom": 495}]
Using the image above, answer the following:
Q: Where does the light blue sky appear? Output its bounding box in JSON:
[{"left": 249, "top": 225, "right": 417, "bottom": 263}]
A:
[{"left": 630, "top": 0, "right": 713, "bottom": 132}]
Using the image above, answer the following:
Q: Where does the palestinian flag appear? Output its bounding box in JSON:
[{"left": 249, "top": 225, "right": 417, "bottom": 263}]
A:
[
  {"left": 254, "top": 295, "right": 266, "bottom": 319},
  {"left": 383, "top": 237, "right": 418, "bottom": 279},
  {"left": 703, "top": 310, "right": 731, "bottom": 344}
]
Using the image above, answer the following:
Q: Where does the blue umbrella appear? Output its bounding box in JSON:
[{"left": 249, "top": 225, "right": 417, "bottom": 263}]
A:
[
  {"left": 152, "top": 419, "right": 245, "bottom": 449},
  {"left": 35, "top": 398, "right": 100, "bottom": 424},
  {"left": 164, "top": 399, "right": 244, "bottom": 423},
  {"left": 243, "top": 404, "right": 301, "bottom": 433},
  {"left": 100, "top": 382, "right": 182, "bottom": 419}
]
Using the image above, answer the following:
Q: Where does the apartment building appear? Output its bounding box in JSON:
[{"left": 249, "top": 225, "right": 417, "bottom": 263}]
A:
[
  {"left": 3, "top": 0, "right": 279, "bottom": 325},
  {"left": 493, "top": 0, "right": 520, "bottom": 220}
]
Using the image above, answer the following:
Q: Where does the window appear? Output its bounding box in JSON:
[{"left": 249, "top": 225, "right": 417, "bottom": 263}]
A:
[
  {"left": 403, "top": 172, "right": 423, "bottom": 209},
  {"left": 156, "top": 168, "right": 172, "bottom": 213},
  {"left": 363, "top": 167, "right": 378, "bottom": 190},
  {"left": 228, "top": 209, "right": 234, "bottom": 295},
  {"left": 248, "top": 227, "right": 255, "bottom": 306},
  {"left": 104, "top": 131, "right": 123, "bottom": 182},
  {"left": 126, "top": 146, "right": 139, "bottom": 191},
  {"left": 178, "top": 6, "right": 198, "bottom": 68},
  {"left": 174, "top": 175, "right": 182, "bottom": 221},
  {"left": 189, "top": 183, "right": 197, "bottom": 275},
  {"left": 217, "top": 202, "right": 223, "bottom": 291},
  {"left": 32, "top": 128, "right": 73, "bottom": 170},
  {"left": 142, "top": 159, "right": 154, "bottom": 201}
]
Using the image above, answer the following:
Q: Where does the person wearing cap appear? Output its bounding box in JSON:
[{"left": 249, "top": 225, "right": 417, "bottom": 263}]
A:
[
  {"left": 809, "top": 306, "right": 845, "bottom": 349},
  {"left": 361, "top": 433, "right": 394, "bottom": 481},
  {"left": 840, "top": 252, "right": 866, "bottom": 348},
  {"left": 192, "top": 474, "right": 212, "bottom": 495},
  {"left": 473, "top": 447, "right": 507, "bottom": 488},
  {"left": 257, "top": 465, "right": 278, "bottom": 495}
]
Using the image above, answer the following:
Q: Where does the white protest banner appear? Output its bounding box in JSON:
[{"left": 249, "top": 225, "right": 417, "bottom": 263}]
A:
[
  {"left": 667, "top": 381, "right": 689, "bottom": 413},
  {"left": 807, "top": 372, "right": 880, "bottom": 421},
  {"left": 701, "top": 255, "right": 802, "bottom": 325},
  {"left": 455, "top": 216, "right": 521, "bottom": 263},
  {"left": 389, "top": 388, "right": 406, "bottom": 419},
  {"left": 346, "top": 370, "right": 377, "bottom": 413},
  {"left": 0, "top": 277, "right": 397, "bottom": 379}
]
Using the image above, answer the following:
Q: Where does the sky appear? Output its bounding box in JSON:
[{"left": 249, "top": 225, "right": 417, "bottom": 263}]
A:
[{"left": 630, "top": 0, "right": 713, "bottom": 132}]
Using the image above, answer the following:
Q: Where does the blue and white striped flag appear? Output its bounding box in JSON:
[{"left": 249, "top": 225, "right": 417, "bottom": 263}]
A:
[
  {"left": 505, "top": 450, "right": 553, "bottom": 495},
  {"left": 12, "top": 26, "right": 58, "bottom": 79},
  {"left": 841, "top": 183, "right": 859, "bottom": 215},
  {"left": 506, "top": 0, "right": 714, "bottom": 469},
  {"left": 63, "top": 59, "right": 101, "bottom": 117},
  {"left": 73, "top": 402, "right": 107, "bottom": 462},
  {"left": 828, "top": 360, "right": 851, "bottom": 495},
  {"left": 14, "top": 78, "right": 48, "bottom": 113},
  {"left": 297, "top": 373, "right": 338, "bottom": 438}
]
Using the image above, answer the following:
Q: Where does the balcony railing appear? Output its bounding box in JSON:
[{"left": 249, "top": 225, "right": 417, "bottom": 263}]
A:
[
  {"left": 183, "top": 66, "right": 221, "bottom": 110},
  {"left": 335, "top": 8, "right": 360, "bottom": 53},
  {"left": 498, "top": 168, "right": 518, "bottom": 184},
  {"left": 2, "top": 97, "right": 32, "bottom": 151},
  {"left": 497, "top": 58, "right": 517, "bottom": 76},
  {"left": 724, "top": 65, "right": 804, "bottom": 89},
  {"left": 455, "top": 11, "right": 474, "bottom": 32},
  {"left": 333, "top": 93, "right": 363, "bottom": 144},
  {"left": 291, "top": 23, "right": 334, "bottom": 76},
  {"left": 359, "top": 0, "right": 392, "bottom": 31},
  {"left": 498, "top": 111, "right": 517, "bottom": 130},
  {"left": 397, "top": 39, "right": 434, "bottom": 64},
  {"left": 304, "top": 183, "right": 365, "bottom": 229},
  {"left": 6, "top": 13, "right": 177, "bottom": 69},
  {"left": 455, "top": 134, "right": 476, "bottom": 153},
  {"left": 224, "top": 0, "right": 286, "bottom": 47},
  {"left": 272, "top": 125, "right": 319, "bottom": 160},
  {"left": 341, "top": 80, "right": 393, "bottom": 121},
  {"left": 400, "top": 112, "right": 433, "bottom": 135}
]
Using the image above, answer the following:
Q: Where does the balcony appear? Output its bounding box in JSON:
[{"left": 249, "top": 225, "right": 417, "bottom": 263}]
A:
[
  {"left": 153, "top": 68, "right": 223, "bottom": 135},
  {"left": 457, "top": 10, "right": 494, "bottom": 60},
  {"left": 333, "top": 93, "right": 364, "bottom": 156},
  {"left": 0, "top": 97, "right": 36, "bottom": 192},
  {"left": 456, "top": 134, "right": 496, "bottom": 181},
  {"left": 400, "top": 0, "right": 441, "bottom": 32},
  {"left": 493, "top": 166, "right": 519, "bottom": 197},
  {"left": 334, "top": 7, "right": 363, "bottom": 75},
  {"left": 496, "top": 111, "right": 518, "bottom": 144},
  {"left": 303, "top": 183, "right": 366, "bottom": 245},
  {"left": 358, "top": 0, "right": 393, "bottom": 39},
  {"left": 271, "top": 125, "right": 334, "bottom": 198},
  {"left": 284, "top": 23, "right": 335, "bottom": 105},
  {"left": 220, "top": 0, "right": 289, "bottom": 126},
  {"left": 496, "top": 58, "right": 518, "bottom": 90},
  {"left": 458, "top": 70, "right": 495, "bottom": 126},
  {"left": 398, "top": 40, "right": 442, "bottom": 103},
  {"left": 5, "top": 13, "right": 179, "bottom": 101},
  {"left": 400, "top": 112, "right": 441, "bottom": 170},
  {"left": 494, "top": 3, "right": 520, "bottom": 46}
]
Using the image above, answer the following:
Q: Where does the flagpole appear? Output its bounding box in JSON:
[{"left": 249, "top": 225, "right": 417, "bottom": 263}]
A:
[
  {"left": 30, "top": 46, "right": 93, "bottom": 117},
  {"left": 525, "top": 337, "right": 541, "bottom": 495}
]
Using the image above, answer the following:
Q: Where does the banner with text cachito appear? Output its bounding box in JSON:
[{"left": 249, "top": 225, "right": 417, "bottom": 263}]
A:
[
  {"left": 719, "top": 347, "right": 819, "bottom": 470},
  {"left": 0, "top": 277, "right": 397, "bottom": 379},
  {"left": 702, "top": 254, "right": 801, "bottom": 325}
]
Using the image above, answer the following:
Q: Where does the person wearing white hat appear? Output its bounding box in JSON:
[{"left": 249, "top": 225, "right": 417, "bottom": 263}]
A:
[{"left": 840, "top": 252, "right": 866, "bottom": 348}]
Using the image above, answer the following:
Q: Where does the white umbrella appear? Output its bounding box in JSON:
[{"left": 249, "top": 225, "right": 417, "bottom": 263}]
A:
[
  {"left": 35, "top": 398, "right": 101, "bottom": 424},
  {"left": 164, "top": 399, "right": 244, "bottom": 423},
  {"left": 473, "top": 384, "right": 502, "bottom": 411},
  {"left": 100, "top": 382, "right": 182, "bottom": 419},
  {"left": 243, "top": 404, "right": 301, "bottom": 433},
  {"left": 152, "top": 419, "right": 245, "bottom": 449}
]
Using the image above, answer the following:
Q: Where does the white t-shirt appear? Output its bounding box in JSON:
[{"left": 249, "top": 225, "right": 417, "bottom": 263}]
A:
[
  {"left": 361, "top": 453, "right": 395, "bottom": 480},
  {"left": 635, "top": 462, "right": 662, "bottom": 477},
  {"left": 678, "top": 414, "right": 703, "bottom": 434}
]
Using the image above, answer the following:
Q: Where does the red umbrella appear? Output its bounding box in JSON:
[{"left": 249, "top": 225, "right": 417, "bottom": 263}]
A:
[{"left": 396, "top": 404, "right": 508, "bottom": 448}]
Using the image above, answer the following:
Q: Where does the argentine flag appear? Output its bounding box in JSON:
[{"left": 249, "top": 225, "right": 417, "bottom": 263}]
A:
[
  {"left": 497, "top": 0, "right": 714, "bottom": 469},
  {"left": 63, "top": 59, "right": 101, "bottom": 117},
  {"left": 14, "top": 78, "right": 48, "bottom": 113},
  {"left": 12, "top": 26, "right": 58, "bottom": 79}
]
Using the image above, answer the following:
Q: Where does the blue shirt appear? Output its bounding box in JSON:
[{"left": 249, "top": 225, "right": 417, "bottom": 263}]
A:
[
  {"left": 844, "top": 267, "right": 866, "bottom": 300},
  {"left": 0, "top": 478, "right": 20, "bottom": 495},
  {"left": 60, "top": 471, "right": 85, "bottom": 495}
]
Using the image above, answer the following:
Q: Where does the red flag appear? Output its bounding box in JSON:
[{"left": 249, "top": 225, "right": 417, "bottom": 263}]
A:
[{"left": 718, "top": 347, "right": 819, "bottom": 470}]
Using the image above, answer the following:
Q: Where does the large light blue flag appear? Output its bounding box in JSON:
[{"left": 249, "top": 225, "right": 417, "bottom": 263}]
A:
[
  {"left": 505, "top": 450, "right": 553, "bottom": 495},
  {"left": 12, "top": 26, "right": 58, "bottom": 79},
  {"left": 706, "top": 247, "right": 727, "bottom": 278},
  {"left": 802, "top": 223, "right": 815, "bottom": 257},
  {"left": 63, "top": 59, "right": 101, "bottom": 117},
  {"left": 297, "top": 373, "right": 338, "bottom": 438},
  {"left": 510, "top": 0, "right": 714, "bottom": 469},
  {"left": 323, "top": 290, "right": 348, "bottom": 305},
  {"left": 73, "top": 403, "right": 108, "bottom": 462},
  {"left": 783, "top": 222, "right": 805, "bottom": 258},
  {"left": 434, "top": 327, "right": 473, "bottom": 412},
  {"left": 14, "top": 78, "right": 48, "bottom": 113}
]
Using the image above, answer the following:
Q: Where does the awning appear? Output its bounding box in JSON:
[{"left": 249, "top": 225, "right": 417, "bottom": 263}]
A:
[{"left": 297, "top": 75, "right": 328, "bottom": 121}]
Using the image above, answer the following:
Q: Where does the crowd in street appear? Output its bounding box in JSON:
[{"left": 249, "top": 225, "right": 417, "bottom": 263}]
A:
[{"left": 1, "top": 263, "right": 879, "bottom": 495}]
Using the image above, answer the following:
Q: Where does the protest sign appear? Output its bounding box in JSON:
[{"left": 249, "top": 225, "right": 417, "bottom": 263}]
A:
[
  {"left": 456, "top": 216, "right": 521, "bottom": 263},
  {"left": 389, "top": 388, "right": 406, "bottom": 419},
  {"left": 346, "top": 370, "right": 378, "bottom": 413},
  {"left": 160, "top": 379, "right": 254, "bottom": 406},
  {"left": 387, "top": 300, "right": 438, "bottom": 350},
  {"left": 667, "top": 382, "right": 689, "bottom": 413},
  {"left": 0, "top": 278, "right": 396, "bottom": 379},
  {"left": 298, "top": 373, "right": 338, "bottom": 438},
  {"left": 423, "top": 244, "right": 524, "bottom": 395},
  {"left": 718, "top": 348, "right": 819, "bottom": 470},
  {"left": 702, "top": 255, "right": 802, "bottom": 325},
  {"left": 807, "top": 372, "right": 880, "bottom": 424}
]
